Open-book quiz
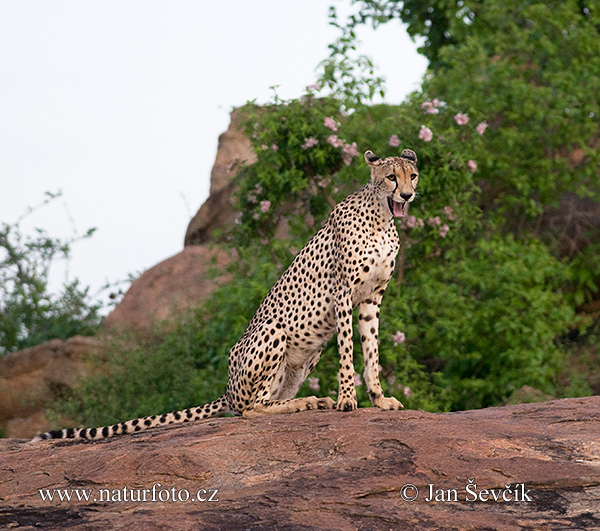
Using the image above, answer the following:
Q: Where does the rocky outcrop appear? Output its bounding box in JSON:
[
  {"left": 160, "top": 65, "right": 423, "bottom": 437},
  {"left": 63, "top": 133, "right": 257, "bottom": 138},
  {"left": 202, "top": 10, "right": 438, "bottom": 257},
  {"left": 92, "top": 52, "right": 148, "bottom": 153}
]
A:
[
  {"left": 102, "top": 110, "right": 251, "bottom": 335},
  {"left": 184, "top": 109, "right": 256, "bottom": 246},
  {"left": 102, "top": 245, "right": 231, "bottom": 335},
  {"left": 0, "top": 336, "right": 103, "bottom": 438},
  {"left": 1, "top": 397, "right": 599, "bottom": 529}
]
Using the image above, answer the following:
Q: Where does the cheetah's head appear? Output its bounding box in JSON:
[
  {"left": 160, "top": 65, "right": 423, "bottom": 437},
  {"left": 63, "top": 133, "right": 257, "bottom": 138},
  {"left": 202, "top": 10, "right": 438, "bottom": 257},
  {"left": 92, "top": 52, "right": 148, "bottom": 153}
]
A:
[{"left": 364, "top": 149, "right": 419, "bottom": 218}]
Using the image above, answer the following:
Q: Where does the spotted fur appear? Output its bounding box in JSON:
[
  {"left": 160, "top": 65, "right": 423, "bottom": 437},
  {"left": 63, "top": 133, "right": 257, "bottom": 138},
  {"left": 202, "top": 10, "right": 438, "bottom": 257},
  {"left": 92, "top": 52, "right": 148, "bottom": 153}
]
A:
[{"left": 33, "top": 148, "right": 419, "bottom": 442}]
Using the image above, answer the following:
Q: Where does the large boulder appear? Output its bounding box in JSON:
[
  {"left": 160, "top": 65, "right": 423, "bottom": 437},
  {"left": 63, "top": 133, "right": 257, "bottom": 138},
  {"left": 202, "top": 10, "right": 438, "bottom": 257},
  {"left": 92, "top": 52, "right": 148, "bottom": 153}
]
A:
[
  {"left": 0, "top": 336, "right": 103, "bottom": 438},
  {"left": 102, "top": 245, "right": 231, "bottom": 335},
  {"left": 1, "top": 397, "right": 599, "bottom": 529}
]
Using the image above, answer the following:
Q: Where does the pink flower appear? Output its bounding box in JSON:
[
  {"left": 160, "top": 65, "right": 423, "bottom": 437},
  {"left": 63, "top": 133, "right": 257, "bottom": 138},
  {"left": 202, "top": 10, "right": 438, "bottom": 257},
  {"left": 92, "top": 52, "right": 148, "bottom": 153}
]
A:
[
  {"left": 403, "top": 215, "right": 424, "bottom": 230},
  {"left": 392, "top": 331, "right": 406, "bottom": 346},
  {"left": 439, "top": 224, "right": 450, "bottom": 238},
  {"left": 476, "top": 121, "right": 489, "bottom": 135},
  {"left": 467, "top": 159, "right": 478, "bottom": 173},
  {"left": 427, "top": 216, "right": 441, "bottom": 227},
  {"left": 261, "top": 238, "right": 269, "bottom": 246},
  {"left": 442, "top": 206, "right": 455, "bottom": 220},
  {"left": 324, "top": 117, "right": 338, "bottom": 132},
  {"left": 421, "top": 101, "right": 437, "bottom": 114},
  {"left": 341, "top": 141, "right": 359, "bottom": 165},
  {"left": 454, "top": 112, "right": 469, "bottom": 125},
  {"left": 260, "top": 144, "right": 269, "bottom": 150},
  {"left": 378, "top": 364, "right": 383, "bottom": 373},
  {"left": 305, "top": 213, "right": 315, "bottom": 228},
  {"left": 260, "top": 200, "right": 271, "bottom": 213},
  {"left": 388, "top": 134, "right": 401, "bottom": 147},
  {"left": 271, "top": 144, "right": 279, "bottom": 152},
  {"left": 307, "top": 83, "right": 321, "bottom": 91},
  {"left": 418, "top": 125, "right": 433, "bottom": 142},
  {"left": 308, "top": 377, "right": 320, "bottom": 392},
  {"left": 326, "top": 135, "right": 344, "bottom": 148},
  {"left": 342, "top": 141, "right": 359, "bottom": 157},
  {"left": 354, "top": 373, "right": 363, "bottom": 386},
  {"left": 403, "top": 386, "right": 412, "bottom": 399},
  {"left": 302, "top": 137, "right": 318, "bottom": 150},
  {"left": 404, "top": 215, "right": 417, "bottom": 229}
]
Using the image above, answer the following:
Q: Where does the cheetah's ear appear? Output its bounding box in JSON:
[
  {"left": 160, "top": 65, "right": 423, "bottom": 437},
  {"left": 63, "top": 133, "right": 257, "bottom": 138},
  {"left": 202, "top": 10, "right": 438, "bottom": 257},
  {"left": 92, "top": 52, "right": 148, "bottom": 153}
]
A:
[
  {"left": 401, "top": 149, "right": 417, "bottom": 164},
  {"left": 364, "top": 150, "right": 381, "bottom": 167}
]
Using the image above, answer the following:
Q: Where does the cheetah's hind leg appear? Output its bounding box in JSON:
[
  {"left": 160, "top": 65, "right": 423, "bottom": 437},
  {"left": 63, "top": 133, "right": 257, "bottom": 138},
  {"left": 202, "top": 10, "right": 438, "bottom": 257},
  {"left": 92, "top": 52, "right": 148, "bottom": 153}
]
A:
[{"left": 236, "top": 326, "right": 335, "bottom": 418}]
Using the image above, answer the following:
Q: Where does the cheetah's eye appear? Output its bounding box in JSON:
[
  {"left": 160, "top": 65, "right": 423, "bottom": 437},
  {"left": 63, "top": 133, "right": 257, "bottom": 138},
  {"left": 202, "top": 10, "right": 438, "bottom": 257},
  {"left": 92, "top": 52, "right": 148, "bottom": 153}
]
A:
[
  {"left": 411, "top": 173, "right": 418, "bottom": 180},
  {"left": 386, "top": 174, "right": 396, "bottom": 181}
]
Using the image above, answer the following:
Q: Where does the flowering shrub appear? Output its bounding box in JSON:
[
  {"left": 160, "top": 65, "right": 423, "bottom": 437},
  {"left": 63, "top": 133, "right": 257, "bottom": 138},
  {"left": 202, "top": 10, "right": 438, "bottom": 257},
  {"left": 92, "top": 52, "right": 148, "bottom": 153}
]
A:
[{"left": 379, "top": 236, "right": 576, "bottom": 410}]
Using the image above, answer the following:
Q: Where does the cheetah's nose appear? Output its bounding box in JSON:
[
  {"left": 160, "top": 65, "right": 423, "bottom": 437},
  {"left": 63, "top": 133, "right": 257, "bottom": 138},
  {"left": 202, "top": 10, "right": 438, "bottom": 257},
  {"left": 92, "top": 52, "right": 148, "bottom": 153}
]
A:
[{"left": 399, "top": 193, "right": 413, "bottom": 201}]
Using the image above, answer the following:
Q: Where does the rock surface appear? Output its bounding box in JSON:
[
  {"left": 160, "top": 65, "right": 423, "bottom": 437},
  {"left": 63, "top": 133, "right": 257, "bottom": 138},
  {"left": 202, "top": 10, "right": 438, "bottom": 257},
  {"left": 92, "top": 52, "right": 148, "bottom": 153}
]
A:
[
  {"left": 0, "top": 336, "right": 103, "bottom": 439},
  {"left": 1, "top": 397, "right": 599, "bottom": 530},
  {"left": 102, "top": 245, "right": 231, "bottom": 335}
]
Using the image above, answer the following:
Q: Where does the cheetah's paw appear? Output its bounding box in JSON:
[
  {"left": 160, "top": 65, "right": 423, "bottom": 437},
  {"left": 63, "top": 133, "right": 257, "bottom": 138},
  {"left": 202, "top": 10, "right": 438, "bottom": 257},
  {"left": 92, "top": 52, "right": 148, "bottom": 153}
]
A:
[
  {"left": 374, "top": 396, "right": 404, "bottom": 410},
  {"left": 336, "top": 396, "right": 358, "bottom": 412},
  {"left": 305, "top": 396, "right": 336, "bottom": 410}
]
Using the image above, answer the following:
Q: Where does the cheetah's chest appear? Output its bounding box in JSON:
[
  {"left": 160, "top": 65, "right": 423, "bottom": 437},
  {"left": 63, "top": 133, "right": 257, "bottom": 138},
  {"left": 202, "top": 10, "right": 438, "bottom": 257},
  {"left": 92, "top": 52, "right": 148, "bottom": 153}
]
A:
[{"left": 353, "top": 227, "right": 399, "bottom": 304}]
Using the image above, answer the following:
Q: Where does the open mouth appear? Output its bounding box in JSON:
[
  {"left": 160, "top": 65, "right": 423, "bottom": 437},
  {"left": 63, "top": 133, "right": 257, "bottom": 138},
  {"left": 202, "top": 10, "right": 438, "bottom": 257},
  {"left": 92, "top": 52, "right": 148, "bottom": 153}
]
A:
[{"left": 387, "top": 196, "right": 408, "bottom": 218}]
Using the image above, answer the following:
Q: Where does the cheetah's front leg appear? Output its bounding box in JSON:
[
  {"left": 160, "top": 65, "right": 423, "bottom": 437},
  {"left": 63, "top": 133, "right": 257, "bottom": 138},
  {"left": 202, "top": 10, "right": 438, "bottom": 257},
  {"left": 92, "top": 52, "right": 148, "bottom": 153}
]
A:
[
  {"left": 358, "top": 297, "right": 404, "bottom": 410},
  {"left": 335, "top": 289, "right": 358, "bottom": 411}
]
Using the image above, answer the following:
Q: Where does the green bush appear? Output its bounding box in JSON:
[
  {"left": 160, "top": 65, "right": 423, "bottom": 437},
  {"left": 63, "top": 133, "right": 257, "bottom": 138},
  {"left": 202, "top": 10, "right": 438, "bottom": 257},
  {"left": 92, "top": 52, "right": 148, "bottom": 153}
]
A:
[{"left": 382, "top": 235, "right": 578, "bottom": 410}]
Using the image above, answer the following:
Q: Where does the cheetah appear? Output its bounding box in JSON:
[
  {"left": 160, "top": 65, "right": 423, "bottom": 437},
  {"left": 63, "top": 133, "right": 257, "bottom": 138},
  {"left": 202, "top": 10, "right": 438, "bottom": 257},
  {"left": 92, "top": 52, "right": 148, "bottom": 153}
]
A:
[{"left": 33, "top": 148, "right": 419, "bottom": 441}]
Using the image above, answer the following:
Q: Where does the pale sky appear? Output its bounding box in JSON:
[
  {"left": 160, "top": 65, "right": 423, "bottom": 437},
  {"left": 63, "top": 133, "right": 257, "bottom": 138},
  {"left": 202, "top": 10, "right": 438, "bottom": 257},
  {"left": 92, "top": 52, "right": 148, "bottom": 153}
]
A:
[{"left": 0, "top": 1, "right": 427, "bottom": 310}]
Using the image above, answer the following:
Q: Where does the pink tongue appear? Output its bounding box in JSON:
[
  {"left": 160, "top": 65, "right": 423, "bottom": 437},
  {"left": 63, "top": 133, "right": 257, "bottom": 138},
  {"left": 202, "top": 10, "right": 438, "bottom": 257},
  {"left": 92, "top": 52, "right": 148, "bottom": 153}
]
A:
[{"left": 393, "top": 201, "right": 405, "bottom": 218}]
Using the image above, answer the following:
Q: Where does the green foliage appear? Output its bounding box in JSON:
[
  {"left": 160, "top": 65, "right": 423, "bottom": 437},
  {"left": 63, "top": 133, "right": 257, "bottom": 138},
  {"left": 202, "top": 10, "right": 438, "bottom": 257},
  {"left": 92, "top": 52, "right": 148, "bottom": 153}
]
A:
[
  {"left": 387, "top": 236, "right": 576, "bottom": 410},
  {"left": 236, "top": 89, "right": 487, "bottom": 253},
  {"left": 318, "top": 6, "right": 386, "bottom": 107},
  {"left": 338, "top": 1, "right": 595, "bottom": 71},
  {"left": 0, "top": 193, "right": 101, "bottom": 356},
  {"left": 426, "top": 1, "right": 600, "bottom": 216},
  {"left": 52, "top": 333, "right": 207, "bottom": 428}
]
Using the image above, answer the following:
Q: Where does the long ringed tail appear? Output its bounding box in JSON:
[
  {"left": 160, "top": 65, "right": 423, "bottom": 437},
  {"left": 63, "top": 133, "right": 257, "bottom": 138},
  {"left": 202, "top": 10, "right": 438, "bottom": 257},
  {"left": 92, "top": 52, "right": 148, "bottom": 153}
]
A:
[{"left": 32, "top": 396, "right": 230, "bottom": 442}]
